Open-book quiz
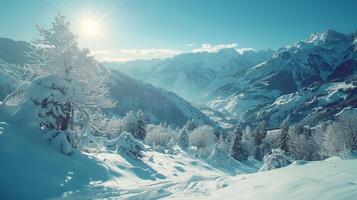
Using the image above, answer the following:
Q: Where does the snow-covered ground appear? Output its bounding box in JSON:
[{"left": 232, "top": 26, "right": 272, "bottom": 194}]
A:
[
  {"left": 205, "top": 156, "right": 357, "bottom": 200},
  {"left": 1, "top": 109, "right": 357, "bottom": 200},
  {"left": 0, "top": 109, "right": 258, "bottom": 199}
]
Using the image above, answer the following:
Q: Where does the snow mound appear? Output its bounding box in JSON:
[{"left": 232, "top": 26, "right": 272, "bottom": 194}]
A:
[{"left": 0, "top": 116, "right": 112, "bottom": 199}]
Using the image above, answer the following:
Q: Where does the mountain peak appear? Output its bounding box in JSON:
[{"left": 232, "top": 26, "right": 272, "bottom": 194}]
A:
[
  {"left": 308, "top": 30, "right": 348, "bottom": 44},
  {"left": 217, "top": 48, "right": 239, "bottom": 56}
]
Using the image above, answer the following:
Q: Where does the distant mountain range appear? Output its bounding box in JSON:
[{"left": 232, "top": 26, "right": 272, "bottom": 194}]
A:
[
  {"left": 1, "top": 30, "right": 356, "bottom": 129},
  {"left": 105, "top": 30, "right": 357, "bottom": 128},
  {"left": 104, "top": 48, "right": 274, "bottom": 102}
]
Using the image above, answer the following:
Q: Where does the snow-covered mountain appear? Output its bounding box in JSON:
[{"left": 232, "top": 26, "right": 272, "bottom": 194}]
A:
[
  {"left": 104, "top": 30, "right": 356, "bottom": 128},
  {"left": 104, "top": 48, "right": 274, "bottom": 102},
  {"left": 208, "top": 30, "right": 357, "bottom": 127},
  {"left": 0, "top": 38, "right": 30, "bottom": 66},
  {"left": 0, "top": 38, "right": 31, "bottom": 99},
  {"left": 108, "top": 70, "right": 218, "bottom": 128}
]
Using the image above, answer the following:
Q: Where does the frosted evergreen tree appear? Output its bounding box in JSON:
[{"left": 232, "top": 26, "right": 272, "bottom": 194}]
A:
[
  {"left": 218, "top": 134, "right": 225, "bottom": 148},
  {"left": 242, "top": 126, "right": 256, "bottom": 157},
  {"left": 107, "top": 132, "right": 145, "bottom": 158},
  {"left": 277, "top": 120, "right": 290, "bottom": 153},
  {"left": 178, "top": 128, "right": 189, "bottom": 150},
  {"left": 3, "top": 13, "right": 115, "bottom": 153},
  {"left": 302, "top": 125, "right": 319, "bottom": 160},
  {"left": 135, "top": 109, "right": 147, "bottom": 140},
  {"left": 183, "top": 119, "right": 195, "bottom": 131},
  {"left": 254, "top": 120, "right": 268, "bottom": 160},
  {"left": 254, "top": 120, "right": 267, "bottom": 146},
  {"left": 229, "top": 125, "right": 248, "bottom": 161},
  {"left": 28, "top": 13, "right": 114, "bottom": 111},
  {"left": 121, "top": 111, "right": 137, "bottom": 135}
]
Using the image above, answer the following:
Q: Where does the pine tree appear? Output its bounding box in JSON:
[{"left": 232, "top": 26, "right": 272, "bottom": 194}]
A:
[
  {"left": 229, "top": 125, "right": 248, "bottom": 161},
  {"left": 122, "top": 111, "right": 137, "bottom": 134},
  {"left": 135, "top": 109, "right": 147, "bottom": 140},
  {"left": 254, "top": 120, "right": 267, "bottom": 146},
  {"left": 254, "top": 120, "right": 268, "bottom": 160},
  {"left": 278, "top": 120, "right": 289, "bottom": 152},
  {"left": 178, "top": 120, "right": 196, "bottom": 150},
  {"left": 178, "top": 128, "right": 189, "bottom": 150},
  {"left": 183, "top": 119, "right": 195, "bottom": 131}
]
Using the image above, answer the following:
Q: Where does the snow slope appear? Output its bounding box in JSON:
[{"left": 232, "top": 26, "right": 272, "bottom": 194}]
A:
[
  {"left": 0, "top": 111, "right": 256, "bottom": 199},
  {"left": 205, "top": 157, "right": 357, "bottom": 200}
]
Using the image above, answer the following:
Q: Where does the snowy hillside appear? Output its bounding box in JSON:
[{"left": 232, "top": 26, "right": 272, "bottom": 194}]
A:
[
  {"left": 0, "top": 111, "right": 256, "bottom": 199},
  {"left": 104, "top": 49, "right": 274, "bottom": 102},
  {"left": 205, "top": 156, "right": 357, "bottom": 200},
  {"left": 0, "top": 60, "right": 21, "bottom": 99},
  {"left": 0, "top": 38, "right": 30, "bottom": 66},
  {"left": 0, "top": 38, "right": 31, "bottom": 99}
]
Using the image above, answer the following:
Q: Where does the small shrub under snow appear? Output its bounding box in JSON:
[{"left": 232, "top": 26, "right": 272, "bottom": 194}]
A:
[{"left": 259, "top": 149, "right": 293, "bottom": 171}]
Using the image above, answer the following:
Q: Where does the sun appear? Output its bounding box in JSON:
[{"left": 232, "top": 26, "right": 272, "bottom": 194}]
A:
[{"left": 80, "top": 17, "right": 101, "bottom": 38}]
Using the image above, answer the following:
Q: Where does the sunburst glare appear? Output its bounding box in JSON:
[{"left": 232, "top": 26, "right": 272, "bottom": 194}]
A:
[{"left": 80, "top": 16, "right": 102, "bottom": 39}]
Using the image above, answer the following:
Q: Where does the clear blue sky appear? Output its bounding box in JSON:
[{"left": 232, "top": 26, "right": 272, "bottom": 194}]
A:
[{"left": 1, "top": 0, "right": 357, "bottom": 61}]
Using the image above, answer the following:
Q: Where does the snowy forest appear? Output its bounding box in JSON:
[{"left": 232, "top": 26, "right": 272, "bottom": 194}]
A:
[{"left": 1, "top": 1, "right": 357, "bottom": 200}]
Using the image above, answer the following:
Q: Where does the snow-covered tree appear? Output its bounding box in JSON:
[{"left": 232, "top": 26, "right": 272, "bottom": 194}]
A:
[
  {"left": 322, "top": 124, "right": 348, "bottom": 157},
  {"left": 89, "top": 112, "right": 121, "bottom": 139},
  {"left": 3, "top": 14, "right": 116, "bottom": 153},
  {"left": 183, "top": 119, "right": 195, "bottom": 131},
  {"left": 288, "top": 124, "right": 319, "bottom": 160},
  {"left": 288, "top": 125, "right": 306, "bottom": 160},
  {"left": 145, "top": 124, "right": 175, "bottom": 148},
  {"left": 218, "top": 133, "right": 229, "bottom": 152},
  {"left": 254, "top": 120, "right": 267, "bottom": 146},
  {"left": 229, "top": 125, "right": 248, "bottom": 161},
  {"left": 121, "top": 110, "right": 147, "bottom": 140},
  {"left": 335, "top": 109, "right": 357, "bottom": 150},
  {"left": 107, "top": 132, "right": 145, "bottom": 158},
  {"left": 277, "top": 120, "right": 290, "bottom": 153},
  {"left": 28, "top": 13, "right": 115, "bottom": 111},
  {"left": 242, "top": 126, "right": 256, "bottom": 157},
  {"left": 135, "top": 109, "right": 147, "bottom": 140},
  {"left": 314, "top": 110, "right": 357, "bottom": 158},
  {"left": 189, "top": 125, "right": 216, "bottom": 157},
  {"left": 177, "top": 127, "right": 189, "bottom": 150},
  {"left": 254, "top": 120, "right": 268, "bottom": 160},
  {"left": 259, "top": 149, "right": 293, "bottom": 171},
  {"left": 121, "top": 111, "right": 137, "bottom": 135}
]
